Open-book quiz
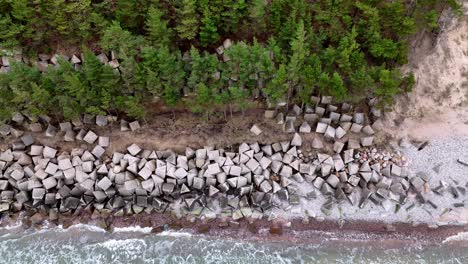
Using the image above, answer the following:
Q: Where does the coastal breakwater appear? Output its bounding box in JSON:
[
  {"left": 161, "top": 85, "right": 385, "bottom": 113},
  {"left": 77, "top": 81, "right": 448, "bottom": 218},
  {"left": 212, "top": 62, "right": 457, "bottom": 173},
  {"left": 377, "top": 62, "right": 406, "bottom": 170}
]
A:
[{"left": 0, "top": 96, "right": 467, "bottom": 229}]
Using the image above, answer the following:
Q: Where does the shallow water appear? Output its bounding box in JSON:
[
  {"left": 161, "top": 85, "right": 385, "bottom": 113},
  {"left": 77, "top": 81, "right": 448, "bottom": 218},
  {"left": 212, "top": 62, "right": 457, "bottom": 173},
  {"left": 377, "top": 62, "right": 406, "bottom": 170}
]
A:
[{"left": 0, "top": 224, "right": 467, "bottom": 264}]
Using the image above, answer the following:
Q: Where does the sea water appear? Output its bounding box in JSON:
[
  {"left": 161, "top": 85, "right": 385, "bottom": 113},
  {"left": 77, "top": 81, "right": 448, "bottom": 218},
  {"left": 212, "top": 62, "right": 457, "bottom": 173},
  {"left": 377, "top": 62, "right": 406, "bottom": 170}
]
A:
[{"left": 0, "top": 224, "right": 467, "bottom": 264}]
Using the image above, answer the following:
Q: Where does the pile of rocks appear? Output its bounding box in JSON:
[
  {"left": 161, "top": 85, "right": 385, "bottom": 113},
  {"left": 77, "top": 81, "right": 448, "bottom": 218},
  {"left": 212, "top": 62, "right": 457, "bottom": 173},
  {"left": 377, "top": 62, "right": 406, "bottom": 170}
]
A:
[
  {"left": 0, "top": 112, "right": 140, "bottom": 144},
  {"left": 0, "top": 131, "right": 426, "bottom": 221},
  {"left": 0, "top": 50, "right": 120, "bottom": 73},
  {"left": 262, "top": 96, "right": 383, "bottom": 153}
]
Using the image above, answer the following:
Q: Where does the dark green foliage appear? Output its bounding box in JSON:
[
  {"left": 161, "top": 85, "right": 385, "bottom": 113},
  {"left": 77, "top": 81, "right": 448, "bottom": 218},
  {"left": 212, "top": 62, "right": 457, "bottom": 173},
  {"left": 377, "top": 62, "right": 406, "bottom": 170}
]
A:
[
  {"left": 1, "top": 0, "right": 460, "bottom": 122},
  {"left": 175, "top": 0, "right": 199, "bottom": 41},
  {"left": 145, "top": 5, "right": 173, "bottom": 48}
]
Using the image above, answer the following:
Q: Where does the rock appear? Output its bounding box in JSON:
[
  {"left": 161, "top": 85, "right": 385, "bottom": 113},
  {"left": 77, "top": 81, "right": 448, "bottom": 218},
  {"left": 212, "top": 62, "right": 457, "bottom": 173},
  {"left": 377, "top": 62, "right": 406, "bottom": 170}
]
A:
[
  {"left": 250, "top": 124, "right": 262, "bottom": 136},
  {"left": 362, "top": 125, "right": 375, "bottom": 135},
  {"left": 10, "top": 128, "right": 24, "bottom": 138},
  {"left": 304, "top": 113, "right": 318, "bottom": 123},
  {"left": 315, "top": 122, "right": 327, "bottom": 133},
  {"left": 21, "top": 134, "right": 34, "bottom": 146},
  {"left": 299, "top": 122, "right": 311, "bottom": 133},
  {"left": 45, "top": 124, "right": 57, "bottom": 137},
  {"left": 97, "top": 177, "right": 112, "bottom": 191},
  {"left": 0, "top": 124, "right": 11, "bottom": 136},
  {"left": 98, "top": 136, "right": 110, "bottom": 148},
  {"left": 324, "top": 126, "right": 336, "bottom": 140},
  {"left": 353, "top": 113, "right": 364, "bottom": 124},
  {"left": 321, "top": 96, "right": 332, "bottom": 104},
  {"left": 326, "top": 175, "right": 340, "bottom": 188},
  {"left": 120, "top": 120, "right": 129, "bottom": 131},
  {"left": 360, "top": 136, "right": 374, "bottom": 147},
  {"left": 305, "top": 137, "right": 320, "bottom": 150},
  {"left": 391, "top": 165, "right": 402, "bottom": 177},
  {"left": 333, "top": 141, "right": 345, "bottom": 153},
  {"left": 63, "top": 129, "right": 75, "bottom": 142},
  {"left": 283, "top": 120, "right": 295, "bottom": 133},
  {"left": 209, "top": 185, "right": 219, "bottom": 197},
  {"left": 97, "top": 53, "right": 109, "bottom": 63},
  {"left": 29, "top": 123, "right": 43, "bottom": 132},
  {"left": 71, "top": 54, "right": 81, "bottom": 64},
  {"left": 43, "top": 146, "right": 57, "bottom": 158},
  {"left": 129, "top": 121, "right": 141, "bottom": 131},
  {"left": 410, "top": 177, "right": 424, "bottom": 191},
  {"left": 223, "top": 38, "right": 233, "bottom": 49},
  {"left": 335, "top": 127, "right": 346, "bottom": 139},
  {"left": 290, "top": 133, "right": 302, "bottom": 147},
  {"left": 32, "top": 188, "right": 46, "bottom": 200},
  {"left": 292, "top": 104, "right": 302, "bottom": 115},
  {"left": 264, "top": 110, "right": 276, "bottom": 119},
  {"left": 59, "top": 122, "right": 72, "bottom": 132},
  {"left": 42, "top": 177, "right": 57, "bottom": 190},
  {"left": 83, "top": 130, "right": 98, "bottom": 144},
  {"left": 127, "top": 144, "right": 141, "bottom": 156},
  {"left": 96, "top": 115, "right": 108, "bottom": 127},
  {"left": 350, "top": 123, "right": 363, "bottom": 133},
  {"left": 347, "top": 139, "right": 360, "bottom": 149},
  {"left": 92, "top": 145, "right": 106, "bottom": 158}
]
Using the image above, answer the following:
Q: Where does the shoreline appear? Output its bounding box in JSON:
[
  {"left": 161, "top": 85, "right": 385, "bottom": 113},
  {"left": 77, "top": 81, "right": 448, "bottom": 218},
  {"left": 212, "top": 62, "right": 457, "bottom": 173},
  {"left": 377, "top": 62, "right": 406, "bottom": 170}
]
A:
[{"left": 2, "top": 211, "right": 468, "bottom": 246}]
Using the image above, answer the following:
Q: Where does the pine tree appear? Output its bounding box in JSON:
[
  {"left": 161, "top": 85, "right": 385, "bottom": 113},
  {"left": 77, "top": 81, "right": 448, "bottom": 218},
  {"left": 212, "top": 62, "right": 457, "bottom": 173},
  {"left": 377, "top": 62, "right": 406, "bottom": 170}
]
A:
[
  {"left": 100, "top": 21, "right": 144, "bottom": 56},
  {"left": 199, "top": 7, "right": 220, "bottom": 46},
  {"left": 249, "top": 0, "right": 267, "bottom": 34},
  {"left": 175, "top": 0, "right": 199, "bottom": 41},
  {"left": 287, "top": 20, "right": 308, "bottom": 104},
  {"left": 145, "top": 5, "right": 172, "bottom": 48},
  {"left": 264, "top": 64, "right": 288, "bottom": 106}
]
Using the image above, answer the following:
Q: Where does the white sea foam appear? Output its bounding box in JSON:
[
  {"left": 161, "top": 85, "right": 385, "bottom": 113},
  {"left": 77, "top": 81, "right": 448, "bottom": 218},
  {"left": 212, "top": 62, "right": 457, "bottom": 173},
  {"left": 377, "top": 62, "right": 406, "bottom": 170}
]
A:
[
  {"left": 0, "top": 221, "right": 22, "bottom": 231},
  {"left": 157, "top": 230, "right": 193, "bottom": 237},
  {"left": 67, "top": 223, "right": 107, "bottom": 233},
  {"left": 112, "top": 226, "right": 153, "bottom": 233},
  {"left": 442, "top": 232, "right": 468, "bottom": 244}
]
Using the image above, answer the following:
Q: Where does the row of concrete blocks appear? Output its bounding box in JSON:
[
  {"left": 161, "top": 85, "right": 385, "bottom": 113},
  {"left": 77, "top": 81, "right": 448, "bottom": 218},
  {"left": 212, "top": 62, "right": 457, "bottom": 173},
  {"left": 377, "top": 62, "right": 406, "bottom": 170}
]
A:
[{"left": 0, "top": 132, "right": 426, "bottom": 218}]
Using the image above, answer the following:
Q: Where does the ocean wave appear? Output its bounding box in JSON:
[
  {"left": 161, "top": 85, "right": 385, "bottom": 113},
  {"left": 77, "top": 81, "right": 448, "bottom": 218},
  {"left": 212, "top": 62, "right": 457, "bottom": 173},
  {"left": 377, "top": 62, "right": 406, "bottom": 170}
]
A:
[
  {"left": 156, "top": 230, "right": 193, "bottom": 237},
  {"left": 64, "top": 223, "right": 107, "bottom": 233},
  {"left": 442, "top": 232, "right": 468, "bottom": 243},
  {"left": 112, "top": 226, "right": 153, "bottom": 234}
]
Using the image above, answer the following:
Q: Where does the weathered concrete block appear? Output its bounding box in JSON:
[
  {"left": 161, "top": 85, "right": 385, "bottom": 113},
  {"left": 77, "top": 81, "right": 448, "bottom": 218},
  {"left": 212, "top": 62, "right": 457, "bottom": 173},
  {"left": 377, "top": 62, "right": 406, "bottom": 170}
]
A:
[
  {"left": 353, "top": 113, "right": 365, "bottom": 124},
  {"left": 32, "top": 188, "right": 45, "bottom": 200},
  {"left": 97, "top": 177, "right": 112, "bottom": 191},
  {"left": 299, "top": 122, "right": 311, "bottom": 133},
  {"left": 96, "top": 115, "right": 108, "bottom": 127},
  {"left": 312, "top": 138, "right": 324, "bottom": 149},
  {"left": 92, "top": 145, "right": 106, "bottom": 158},
  {"left": 42, "top": 177, "right": 57, "bottom": 190},
  {"left": 83, "top": 130, "right": 98, "bottom": 144},
  {"left": 127, "top": 144, "right": 141, "bottom": 156},
  {"left": 21, "top": 134, "right": 35, "bottom": 146},
  {"left": 250, "top": 124, "right": 262, "bottom": 136},
  {"left": 43, "top": 146, "right": 57, "bottom": 158},
  {"left": 264, "top": 110, "right": 276, "bottom": 119},
  {"left": 362, "top": 125, "right": 375, "bottom": 135},
  {"left": 290, "top": 133, "right": 302, "bottom": 147},
  {"left": 360, "top": 136, "right": 374, "bottom": 147},
  {"left": 350, "top": 123, "right": 363, "bottom": 133},
  {"left": 316, "top": 122, "right": 327, "bottom": 134},
  {"left": 129, "top": 121, "right": 140, "bottom": 131},
  {"left": 64, "top": 129, "right": 75, "bottom": 142},
  {"left": 45, "top": 124, "right": 57, "bottom": 137}
]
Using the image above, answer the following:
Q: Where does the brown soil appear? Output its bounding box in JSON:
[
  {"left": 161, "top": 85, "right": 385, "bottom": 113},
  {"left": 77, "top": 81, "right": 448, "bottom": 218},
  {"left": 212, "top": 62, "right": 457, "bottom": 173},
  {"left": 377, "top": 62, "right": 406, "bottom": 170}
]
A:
[{"left": 2, "top": 106, "right": 380, "bottom": 156}]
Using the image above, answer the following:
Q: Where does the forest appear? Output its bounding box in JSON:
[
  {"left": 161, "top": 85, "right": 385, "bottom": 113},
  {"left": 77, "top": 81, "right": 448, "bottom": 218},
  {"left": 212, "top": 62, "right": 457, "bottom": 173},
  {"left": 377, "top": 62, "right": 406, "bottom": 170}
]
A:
[{"left": 0, "top": 0, "right": 462, "bottom": 122}]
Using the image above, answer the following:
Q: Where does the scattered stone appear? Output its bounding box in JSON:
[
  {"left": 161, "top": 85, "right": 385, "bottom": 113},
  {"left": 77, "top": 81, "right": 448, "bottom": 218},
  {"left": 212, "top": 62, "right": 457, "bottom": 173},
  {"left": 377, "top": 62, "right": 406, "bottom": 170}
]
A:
[
  {"left": 250, "top": 124, "right": 262, "bottom": 136},
  {"left": 83, "top": 131, "right": 98, "bottom": 144},
  {"left": 129, "top": 121, "right": 141, "bottom": 131}
]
